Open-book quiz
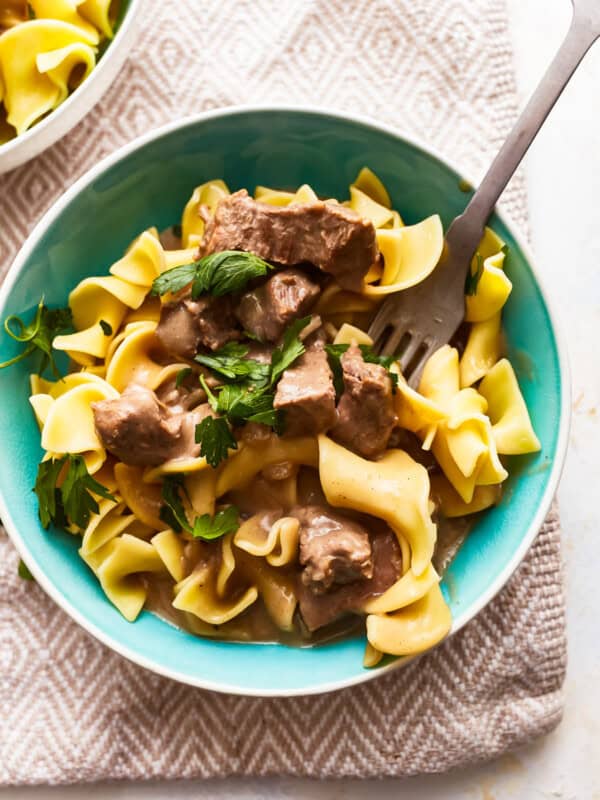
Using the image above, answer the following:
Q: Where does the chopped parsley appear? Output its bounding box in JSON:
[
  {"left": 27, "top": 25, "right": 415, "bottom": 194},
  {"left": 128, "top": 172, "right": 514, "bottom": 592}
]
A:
[
  {"left": 99, "top": 319, "right": 113, "bottom": 336},
  {"left": 194, "top": 415, "right": 238, "bottom": 468},
  {"left": 18, "top": 559, "right": 34, "bottom": 581},
  {"left": 195, "top": 342, "right": 269, "bottom": 383},
  {"left": 159, "top": 474, "right": 239, "bottom": 540},
  {"left": 159, "top": 474, "right": 191, "bottom": 532},
  {"left": 150, "top": 250, "right": 274, "bottom": 299},
  {"left": 269, "top": 316, "right": 311, "bottom": 386},
  {"left": 0, "top": 299, "right": 72, "bottom": 378},
  {"left": 34, "top": 454, "right": 115, "bottom": 530},
  {"left": 191, "top": 506, "right": 240, "bottom": 540},
  {"left": 175, "top": 367, "right": 193, "bottom": 388},
  {"left": 465, "top": 252, "right": 484, "bottom": 296}
]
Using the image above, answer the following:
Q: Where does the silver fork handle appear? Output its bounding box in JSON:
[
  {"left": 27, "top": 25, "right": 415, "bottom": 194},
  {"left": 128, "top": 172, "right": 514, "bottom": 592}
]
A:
[{"left": 449, "top": 0, "right": 600, "bottom": 252}]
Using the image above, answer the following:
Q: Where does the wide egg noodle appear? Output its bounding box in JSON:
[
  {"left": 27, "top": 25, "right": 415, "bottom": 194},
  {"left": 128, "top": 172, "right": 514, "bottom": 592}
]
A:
[
  {"left": 77, "top": 0, "right": 115, "bottom": 39},
  {"left": 181, "top": 180, "right": 230, "bottom": 247},
  {"left": 318, "top": 435, "right": 436, "bottom": 576},
  {"left": 40, "top": 379, "right": 117, "bottom": 472},
  {"left": 478, "top": 358, "right": 541, "bottom": 454},
  {"left": 109, "top": 230, "right": 166, "bottom": 288},
  {"left": 80, "top": 497, "right": 139, "bottom": 556},
  {"left": 362, "top": 215, "right": 444, "bottom": 295},
  {"left": 216, "top": 436, "right": 318, "bottom": 497},
  {"left": 234, "top": 514, "right": 300, "bottom": 567},
  {"left": 80, "top": 533, "right": 165, "bottom": 621},
  {"left": 105, "top": 320, "right": 165, "bottom": 392},
  {"left": 419, "top": 348, "right": 507, "bottom": 503},
  {"left": 366, "top": 583, "right": 452, "bottom": 657},
  {"left": 53, "top": 276, "right": 148, "bottom": 365},
  {"left": 0, "top": 19, "right": 97, "bottom": 134},
  {"left": 29, "top": 0, "right": 100, "bottom": 42},
  {"left": 172, "top": 535, "right": 258, "bottom": 625}
]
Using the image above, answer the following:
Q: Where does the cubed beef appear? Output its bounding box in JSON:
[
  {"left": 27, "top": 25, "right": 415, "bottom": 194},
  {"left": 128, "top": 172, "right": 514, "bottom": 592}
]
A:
[
  {"left": 235, "top": 268, "right": 320, "bottom": 342},
  {"left": 93, "top": 385, "right": 215, "bottom": 466},
  {"left": 330, "top": 345, "right": 396, "bottom": 458},
  {"left": 155, "top": 294, "right": 240, "bottom": 359},
  {"left": 274, "top": 343, "right": 336, "bottom": 436},
  {"left": 293, "top": 505, "right": 373, "bottom": 593},
  {"left": 201, "top": 190, "right": 377, "bottom": 291},
  {"left": 93, "top": 385, "right": 184, "bottom": 466},
  {"left": 297, "top": 525, "right": 402, "bottom": 631}
]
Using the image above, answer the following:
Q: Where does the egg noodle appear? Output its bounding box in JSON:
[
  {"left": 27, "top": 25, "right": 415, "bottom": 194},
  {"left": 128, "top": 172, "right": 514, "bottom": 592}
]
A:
[
  {"left": 0, "top": 0, "right": 118, "bottom": 142},
  {"left": 25, "top": 168, "right": 540, "bottom": 667}
]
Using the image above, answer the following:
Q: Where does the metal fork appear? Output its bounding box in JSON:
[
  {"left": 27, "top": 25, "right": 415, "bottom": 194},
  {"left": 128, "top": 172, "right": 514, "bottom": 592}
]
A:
[{"left": 369, "top": 0, "right": 600, "bottom": 387}]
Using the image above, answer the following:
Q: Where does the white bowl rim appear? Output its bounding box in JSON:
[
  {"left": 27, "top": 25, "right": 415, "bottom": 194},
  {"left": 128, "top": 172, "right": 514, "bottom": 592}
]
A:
[
  {"left": 0, "top": 104, "right": 572, "bottom": 697},
  {"left": 0, "top": 0, "right": 143, "bottom": 173}
]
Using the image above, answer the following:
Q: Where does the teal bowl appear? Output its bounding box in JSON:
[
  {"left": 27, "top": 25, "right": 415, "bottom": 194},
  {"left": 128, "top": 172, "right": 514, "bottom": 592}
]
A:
[{"left": 0, "top": 108, "right": 570, "bottom": 695}]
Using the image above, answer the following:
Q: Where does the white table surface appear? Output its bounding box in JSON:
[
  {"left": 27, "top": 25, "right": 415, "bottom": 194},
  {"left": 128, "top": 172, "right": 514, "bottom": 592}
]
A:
[{"left": 2, "top": 1, "right": 599, "bottom": 797}]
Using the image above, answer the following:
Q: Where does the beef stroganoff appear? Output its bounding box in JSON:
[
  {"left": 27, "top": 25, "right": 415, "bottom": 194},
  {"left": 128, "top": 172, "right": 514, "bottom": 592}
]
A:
[{"left": 3, "top": 168, "right": 541, "bottom": 666}]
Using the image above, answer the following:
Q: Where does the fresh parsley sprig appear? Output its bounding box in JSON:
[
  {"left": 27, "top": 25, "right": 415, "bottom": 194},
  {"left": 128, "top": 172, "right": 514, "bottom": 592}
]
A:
[
  {"left": 159, "top": 475, "right": 239, "bottom": 540},
  {"left": 195, "top": 415, "right": 238, "bottom": 468},
  {"left": 150, "top": 250, "right": 274, "bottom": 299},
  {"left": 0, "top": 299, "right": 72, "bottom": 378},
  {"left": 269, "top": 316, "right": 311, "bottom": 386},
  {"left": 34, "top": 454, "right": 115, "bottom": 530},
  {"left": 195, "top": 342, "right": 270, "bottom": 383},
  {"left": 325, "top": 343, "right": 399, "bottom": 396}
]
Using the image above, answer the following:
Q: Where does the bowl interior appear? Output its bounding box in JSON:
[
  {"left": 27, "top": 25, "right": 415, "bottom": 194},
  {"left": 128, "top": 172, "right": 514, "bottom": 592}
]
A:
[{"left": 0, "top": 109, "right": 564, "bottom": 694}]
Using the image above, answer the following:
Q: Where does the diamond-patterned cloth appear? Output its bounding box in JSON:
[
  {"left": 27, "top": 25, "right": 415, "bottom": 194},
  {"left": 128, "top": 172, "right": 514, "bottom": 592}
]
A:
[{"left": 0, "top": 0, "right": 566, "bottom": 785}]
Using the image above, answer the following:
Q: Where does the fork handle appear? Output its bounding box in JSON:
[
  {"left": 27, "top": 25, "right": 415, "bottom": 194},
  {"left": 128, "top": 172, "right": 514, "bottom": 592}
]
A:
[{"left": 451, "top": 0, "right": 600, "bottom": 247}]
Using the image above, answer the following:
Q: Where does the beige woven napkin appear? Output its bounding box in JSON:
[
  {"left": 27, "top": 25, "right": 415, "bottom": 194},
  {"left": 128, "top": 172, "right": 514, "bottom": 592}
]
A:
[{"left": 0, "top": 0, "right": 566, "bottom": 784}]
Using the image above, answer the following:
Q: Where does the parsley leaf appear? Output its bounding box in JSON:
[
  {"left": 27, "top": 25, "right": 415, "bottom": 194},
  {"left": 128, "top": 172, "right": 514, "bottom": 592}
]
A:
[
  {"left": 159, "top": 474, "right": 239, "bottom": 540},
  {"left": 195, "top": 342, "right": 269, "bottom": 383},
  {"left": 18, "top": 559, "right": 34, "bottom": 581},
  {"left": 195, "top": 415, "right": 238, "bottom": 468},
  {"left": 34, "top": 455, "right": 115, "bottom": 530},
  {"left": 324, "top": 344, "right": 348, "bottom": 396},
  {"left": 150, "top": 250, "right": 274, "bottom": 299},
  {"left": 465, "top": 251, "right": 484, "bottom": 296},
  {"left": 269, "top": 316, "right": 311, "bottom": 386},
  {"left": 159, "top": 474, "right": 192, "bottom": 533},
  {"left": 175, "top": 367, "right": 192, "bottom": 388},
  {"left": 99, "top": 319, "right": 112, "bottom": 336},
  {"left": 191, "top": 506, "right": 240, "bottom": 540},
  {"left": 1, "top": 299, "right": 72, "bottom": 378}
]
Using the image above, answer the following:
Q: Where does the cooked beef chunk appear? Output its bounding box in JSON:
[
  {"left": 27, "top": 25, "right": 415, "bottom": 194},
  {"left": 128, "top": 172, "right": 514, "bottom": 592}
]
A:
[
  {"left": 236, "top": 268, "right": 320, "bottom": 342},
  {"left": 201, "top": 190, "right": 377, "bottom": 291},
  {"left": 297, "top": 527, "right": 402, "bottom": 631},
  {"left": 93, "top": 385, "right": 184, "bottom": 466},
  {"left": 93, "top": 386, "right": 214, "bottom": 466},
  {"left": 293, "top": 506, "right": 373, "bottom": 594},
  {"left": 155, "top": 294, "right": 240, "bottom": 359},
  {"left": 330, "top": 345, "right": 396, "bottom": 458},
  {"left": 274, "top": 343, "right": 336, "bottom": 436}
]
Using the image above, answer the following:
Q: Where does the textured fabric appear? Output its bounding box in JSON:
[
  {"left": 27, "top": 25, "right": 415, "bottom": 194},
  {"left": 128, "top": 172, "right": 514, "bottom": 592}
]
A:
[{"left": 0, "top": 0, "right": 566, "bottom": 785}]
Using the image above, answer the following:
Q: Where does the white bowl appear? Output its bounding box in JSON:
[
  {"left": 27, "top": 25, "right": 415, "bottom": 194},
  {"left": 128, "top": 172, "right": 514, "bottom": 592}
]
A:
[{"left": 0, "top": 0, "right": 143, "bottom": 174}]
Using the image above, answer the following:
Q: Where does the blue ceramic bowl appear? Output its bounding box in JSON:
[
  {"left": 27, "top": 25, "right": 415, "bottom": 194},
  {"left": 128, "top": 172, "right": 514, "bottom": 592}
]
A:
[{"left": 0, "top": 108, "right": 570, "bottom": 695}]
